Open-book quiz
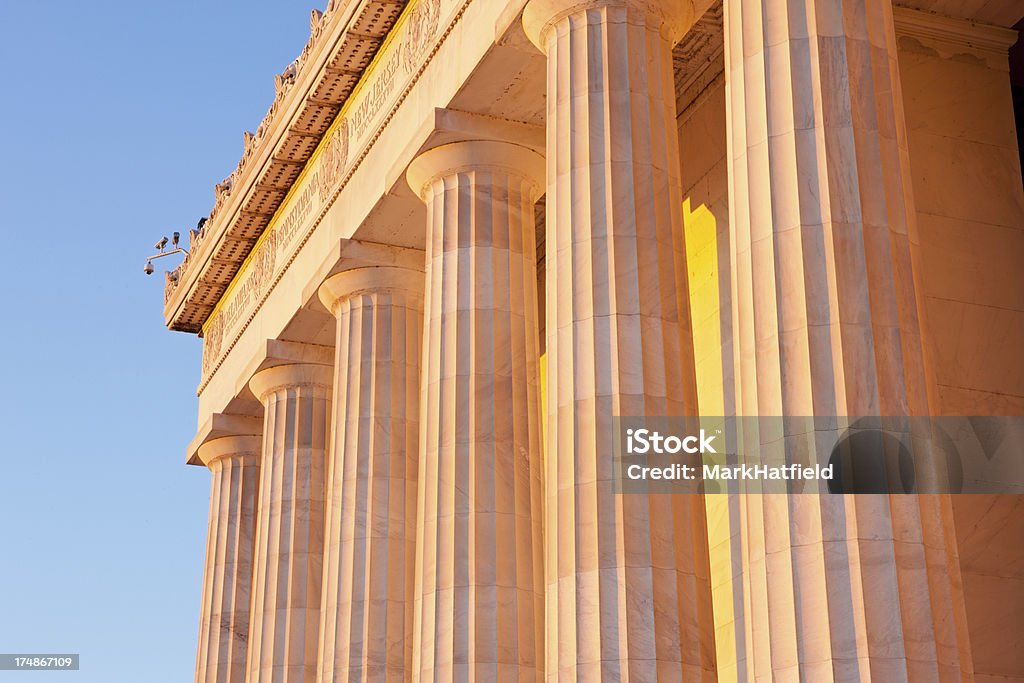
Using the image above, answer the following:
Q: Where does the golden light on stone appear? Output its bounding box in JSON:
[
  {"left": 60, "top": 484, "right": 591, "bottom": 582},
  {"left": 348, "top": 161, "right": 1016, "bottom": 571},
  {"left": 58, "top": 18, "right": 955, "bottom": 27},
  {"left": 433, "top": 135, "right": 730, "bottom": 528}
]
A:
[{"left": 165, "top": 0, "right": 1024, "bottom": 680}]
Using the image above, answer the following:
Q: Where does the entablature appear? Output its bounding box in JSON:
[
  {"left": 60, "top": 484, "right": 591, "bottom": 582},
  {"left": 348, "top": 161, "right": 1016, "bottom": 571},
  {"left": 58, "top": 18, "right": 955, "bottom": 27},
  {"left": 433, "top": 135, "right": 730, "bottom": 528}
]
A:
[{"left": 163, "top": 0, "right": 410, "bottom": 333}]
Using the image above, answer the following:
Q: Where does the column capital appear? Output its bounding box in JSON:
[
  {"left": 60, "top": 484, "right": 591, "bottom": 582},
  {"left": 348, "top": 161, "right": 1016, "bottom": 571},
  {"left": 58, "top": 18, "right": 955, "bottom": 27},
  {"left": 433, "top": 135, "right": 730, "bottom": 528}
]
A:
[
  {"left": 317, "top": 266, "right": 425, "bottom": 316},
  {"left": 523, "top": 0, "right": 694, "bottom": 52},
  {"left": 405, "top": 140, "right": 545, "bottom": 202},
  {"left": 248, "top": 362, "right": 333, "bottom": 403},
  {"left": 186, "top": 412, "right": 263, "bottom": 466},
  {"left": 411, "top": 129, "right": 545, "bottom": 679},
  {"left": 196, "top": 434, "right": 262, "bottom": 468}
]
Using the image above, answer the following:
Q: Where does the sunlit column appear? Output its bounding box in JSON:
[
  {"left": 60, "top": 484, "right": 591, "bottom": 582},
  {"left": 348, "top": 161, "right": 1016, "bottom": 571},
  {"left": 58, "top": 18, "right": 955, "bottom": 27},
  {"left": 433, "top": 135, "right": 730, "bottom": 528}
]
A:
[
  {"left": 195, "top": 435, "right": 261, "bottom": 683},
  {"left": 522, "top": 0, "right": 715, "bottom": 679},
  {"left": 407, "top": 140, "right": 546, "bottom": 681},
  {"left": 315, "top": 267, "right": 423, "bottom": 682},
  {"left": 723, "top": 0, "right": 972, "bottom": 678},
  {"left": 246, "top": 363, "right": 333, "bottom": 683}
]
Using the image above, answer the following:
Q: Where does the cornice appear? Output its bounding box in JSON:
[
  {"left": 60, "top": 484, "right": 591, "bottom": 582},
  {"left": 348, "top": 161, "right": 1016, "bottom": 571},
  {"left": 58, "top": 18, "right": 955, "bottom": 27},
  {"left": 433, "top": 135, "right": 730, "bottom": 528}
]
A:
[
  {"left": 893, "top": 6, "right": 1019, "bottom": 55},
  {"left": 673, "top": 0, "right": 723, "bottom": 116},
  {"left": 163, "top": 0, "right": 408, "bottom": 333},
  {"left": 194, "top": 0, "right": 458, "bottom": 394}
]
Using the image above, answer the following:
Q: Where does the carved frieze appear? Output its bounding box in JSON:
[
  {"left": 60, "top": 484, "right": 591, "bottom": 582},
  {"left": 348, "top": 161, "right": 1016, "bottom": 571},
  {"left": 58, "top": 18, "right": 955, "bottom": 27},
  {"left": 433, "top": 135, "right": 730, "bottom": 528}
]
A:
[
  {"left": 199, "top": 0, "right": 452, "bottom": 387},
  {"left": 673, "top": 0, "right": 724, "bottom": 114},
  {"left": 166, "top": 1, "right": 414, "bottom": 333}
]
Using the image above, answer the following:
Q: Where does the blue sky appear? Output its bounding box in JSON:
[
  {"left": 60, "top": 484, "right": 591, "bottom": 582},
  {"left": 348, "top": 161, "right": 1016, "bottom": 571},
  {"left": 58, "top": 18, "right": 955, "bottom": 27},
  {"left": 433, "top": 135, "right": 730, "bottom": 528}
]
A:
[{"left": 0, "top": 2, "right": 316, "bottom": 680}]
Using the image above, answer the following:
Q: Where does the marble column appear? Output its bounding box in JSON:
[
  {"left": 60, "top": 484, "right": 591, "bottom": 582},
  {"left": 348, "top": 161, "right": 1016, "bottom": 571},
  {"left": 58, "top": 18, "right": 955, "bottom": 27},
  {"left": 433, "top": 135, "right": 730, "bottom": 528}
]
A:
[
  {"left": 406, "top": 140, "right": 546, "bottom": 681},
  {"left": 315, "top": 267, "right": 423, "bottom": 682},
  {"left": 723, "top": 0, "right": 972, "bottom": 679},
  {"left": 523, "top": 1, "right": 715, "bottom": 679},
  {"left": 246, "top": 363, "right": 333, "bottom": 683},
  {"left": 195, "top": 435, "right": 261, "bottom": 683}
]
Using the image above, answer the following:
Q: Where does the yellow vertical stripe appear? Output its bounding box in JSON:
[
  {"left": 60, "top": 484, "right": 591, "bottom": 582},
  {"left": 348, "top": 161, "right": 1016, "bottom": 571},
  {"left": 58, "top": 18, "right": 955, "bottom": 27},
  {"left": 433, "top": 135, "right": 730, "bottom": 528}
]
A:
[{"left": 684, "top": 197, "right": 737, "bottom": 682}]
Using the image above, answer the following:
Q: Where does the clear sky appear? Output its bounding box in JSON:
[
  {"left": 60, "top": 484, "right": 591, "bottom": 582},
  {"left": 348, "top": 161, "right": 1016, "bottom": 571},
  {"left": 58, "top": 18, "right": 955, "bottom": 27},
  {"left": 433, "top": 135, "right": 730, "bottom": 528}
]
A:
[{"left": 0, "top": 2, "right": 317, "bottom": 680}]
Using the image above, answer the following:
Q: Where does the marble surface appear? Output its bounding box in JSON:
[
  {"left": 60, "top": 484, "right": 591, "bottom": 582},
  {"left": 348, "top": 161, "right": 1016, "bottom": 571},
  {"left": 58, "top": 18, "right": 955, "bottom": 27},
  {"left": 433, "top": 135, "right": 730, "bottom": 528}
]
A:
[
  {"left": 723, "top": 0, "right": 980, "bottom": 678},
  {"left": 195, "top": 436, "right": 262, "bottom": 683},
  {"left": 246, "top": 364, "right": 333, "bottom": 683},
  {"left": 316, "top": 267, "right": 424, "bottom": 681},
  {"left": 408, "top": 140, "right": 546, "bottom": 681},
  {"left": 525, "top": 0, "right": 716, "bottom": 679}
]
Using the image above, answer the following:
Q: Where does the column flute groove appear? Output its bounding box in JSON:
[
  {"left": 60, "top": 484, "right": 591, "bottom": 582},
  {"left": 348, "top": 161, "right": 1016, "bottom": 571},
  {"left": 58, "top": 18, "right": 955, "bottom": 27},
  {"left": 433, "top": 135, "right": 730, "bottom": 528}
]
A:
[
  {"left": 195, "top": 435, "right": 262, "bottom": 683},
  {"left": 247, "top": 363, "right": 333, "bottom": 683},
  {"left": 407, "top": 140, "right": 546, "bottom": 682},
  {"left": 316, "top": 267, "right": 423, "bottom": 682},
  {"left": 523, "top": 1, "right": 715, "bottom": 680},
  {"left": 723, "top": 0, "right": 973, "bottom": 678}
]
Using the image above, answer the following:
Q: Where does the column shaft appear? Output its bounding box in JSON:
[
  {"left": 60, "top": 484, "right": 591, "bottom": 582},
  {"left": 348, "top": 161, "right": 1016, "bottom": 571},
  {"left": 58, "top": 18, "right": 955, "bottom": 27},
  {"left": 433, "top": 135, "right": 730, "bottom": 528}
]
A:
[
  {"left": 247, "top": 364, "right": 333, "bottom": 683},
  {"left": 723, "top": 0, "right": 972, "bottom": 678},
  {"left": 316, "top": 267, "right": 423, "bottom": 682},
  {"left": 407, "top": 140, "right": 546, "bottom": 681},
  {"left": 195, "top": 436, "right": 261, "bottom": 683},
  {"left": 523, "top": 1, "right": 715, "bottom": 679}
]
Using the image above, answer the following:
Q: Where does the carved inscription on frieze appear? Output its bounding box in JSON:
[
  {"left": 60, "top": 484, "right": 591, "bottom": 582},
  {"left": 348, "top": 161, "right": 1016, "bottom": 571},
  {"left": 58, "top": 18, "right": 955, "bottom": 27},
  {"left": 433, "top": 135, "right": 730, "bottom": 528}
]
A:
[{"left": 200, "top": 0, "right": 445, "bottom": 383}]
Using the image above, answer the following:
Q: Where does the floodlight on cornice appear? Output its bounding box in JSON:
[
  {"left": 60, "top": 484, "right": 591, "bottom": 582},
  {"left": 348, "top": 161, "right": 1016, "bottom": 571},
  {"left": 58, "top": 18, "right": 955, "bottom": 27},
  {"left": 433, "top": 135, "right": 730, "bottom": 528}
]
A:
[{"left": 143, "top": 233, "right": 190, "bottom": 276}]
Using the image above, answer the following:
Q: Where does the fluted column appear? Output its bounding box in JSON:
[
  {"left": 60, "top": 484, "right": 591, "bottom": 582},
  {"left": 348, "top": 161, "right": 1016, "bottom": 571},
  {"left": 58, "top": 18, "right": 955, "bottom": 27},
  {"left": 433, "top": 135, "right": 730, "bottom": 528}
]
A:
[
  {"left": 723, "top": 0, "right": 972, "bottom": 679},
  {"left": 406, "top": 140, "right": 546, "bottom": 681},
  {"left": 195, "top": 435, "right": 261, "bottom": 683},
  {"left": 315, "top": 267, "right": 424, "bottom": 682},
  {"left": 246, "top": 363, "right": 333, "bottom": 683},
  {"left": 523, "top": 1, "right": 715, "bottom": 680}
]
